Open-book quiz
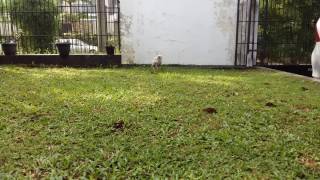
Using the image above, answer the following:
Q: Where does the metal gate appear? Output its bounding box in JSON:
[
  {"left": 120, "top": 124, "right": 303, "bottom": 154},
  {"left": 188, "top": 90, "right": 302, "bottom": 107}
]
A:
[
  {"left": 0, "top": 0, "right": 120, "bottom": 55},
  {"left": 235, "top": 0, "right": 320, "bottom": 66}
]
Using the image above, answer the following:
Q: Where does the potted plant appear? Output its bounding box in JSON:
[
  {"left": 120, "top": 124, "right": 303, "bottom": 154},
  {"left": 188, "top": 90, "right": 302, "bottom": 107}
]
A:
[
  {"left": 1, "top": 29, "right": 23, "bottom": 56},
  {"left": 106, "top": 40, "right": 116, "bottom": 56},
  {"left": 56, "top": 39, "right": 71, "bottom": 58}
]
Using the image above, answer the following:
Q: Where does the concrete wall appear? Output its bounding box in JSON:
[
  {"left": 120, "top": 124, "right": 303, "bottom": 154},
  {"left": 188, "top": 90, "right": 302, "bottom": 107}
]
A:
[{"left": 121, "top": 0, "right": 238, "bottom": 65}]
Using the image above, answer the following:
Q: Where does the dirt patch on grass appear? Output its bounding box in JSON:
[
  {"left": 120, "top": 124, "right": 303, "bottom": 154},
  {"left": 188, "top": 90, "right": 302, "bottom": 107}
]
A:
[
  {"left": 265, "top": 102, "right": 277, "bottom": 108},
  {"left": 299, "top": 155, "right": 320, "bottom": 170},
  {"left": 112, "top": 120, "right": 125, "bottom": 132},
  {"left": 203, "top": 107, "right": 218, "bottom": 114}
]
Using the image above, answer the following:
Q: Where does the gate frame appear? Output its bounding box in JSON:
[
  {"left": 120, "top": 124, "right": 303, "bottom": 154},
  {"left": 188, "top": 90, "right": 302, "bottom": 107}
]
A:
[{"left": 235, "top": 0, "right": 259, "bottom": 67}]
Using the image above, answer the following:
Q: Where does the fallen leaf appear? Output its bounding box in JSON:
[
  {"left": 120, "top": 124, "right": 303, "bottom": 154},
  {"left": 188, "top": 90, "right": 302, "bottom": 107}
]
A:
[
  {"left": 232, "top": 92, "right": 239, "bottom": 96},
  {"left": 299, "top": 155, "right": 320, "bottom": 170}
]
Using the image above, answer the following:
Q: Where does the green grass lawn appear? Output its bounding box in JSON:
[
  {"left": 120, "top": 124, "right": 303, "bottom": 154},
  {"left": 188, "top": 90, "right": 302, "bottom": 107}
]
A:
[{"left": 0, "top": 66, "right": 320, "bottom": 179}]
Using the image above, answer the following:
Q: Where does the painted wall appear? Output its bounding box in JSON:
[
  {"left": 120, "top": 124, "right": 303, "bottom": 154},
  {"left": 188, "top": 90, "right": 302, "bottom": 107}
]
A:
[{"left": 121, "top": 0, "right": 238, "bottom": 65}]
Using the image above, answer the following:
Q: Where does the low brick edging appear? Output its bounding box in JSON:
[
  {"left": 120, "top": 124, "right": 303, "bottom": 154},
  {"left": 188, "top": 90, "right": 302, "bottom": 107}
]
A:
[
  {"left": 0, "top": 55, "right": 121, "bottom": 68},
  {"left": 256, "top": 66, "right": 320, "bottom": 83}
]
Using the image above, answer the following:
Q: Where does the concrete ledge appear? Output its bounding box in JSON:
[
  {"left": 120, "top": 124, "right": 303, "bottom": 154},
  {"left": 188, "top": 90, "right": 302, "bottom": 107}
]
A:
[
  {"left": 122, "top": 64, "right": 251, "bottom": 69},
  {"left": 265, "top": 65, "right": 312, "bottom": 77},
  {"left": 0, "top": 55, "right": 121, "bottom": 67},
  {"left": 256, "top": 66, "right": 320, "bottom": 83}
]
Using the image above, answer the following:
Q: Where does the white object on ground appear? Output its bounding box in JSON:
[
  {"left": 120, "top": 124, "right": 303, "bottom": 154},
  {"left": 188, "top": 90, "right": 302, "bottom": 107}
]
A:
[
  {"left": 152, "top": 55, "right": 162, "bottom": 71},
  {"left": 312, "top": 18, "right": 320, "bottom": 79}
]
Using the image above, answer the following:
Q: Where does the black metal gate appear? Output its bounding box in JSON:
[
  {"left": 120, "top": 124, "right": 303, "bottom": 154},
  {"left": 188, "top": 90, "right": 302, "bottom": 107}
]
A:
[
  {"left": 236, "top": 0, "right": 320, "bottom": 66},
  {"left": 0, "top": 0, "right": 120, "bottom": 55}
]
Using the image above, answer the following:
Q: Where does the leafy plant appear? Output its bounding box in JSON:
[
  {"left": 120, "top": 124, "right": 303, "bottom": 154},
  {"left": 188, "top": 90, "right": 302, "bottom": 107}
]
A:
[
  {"left": 259, "top": 0, "right": 320, "bottom": 64},
  {"left": 6, "top": 29, "right": 23, "bottom": 44},
  {"left": 4, "top": 0, "right": 59, "bottom": 53},
  {"left": 106, "top": 38, "right": 118, "bottom": 47}
]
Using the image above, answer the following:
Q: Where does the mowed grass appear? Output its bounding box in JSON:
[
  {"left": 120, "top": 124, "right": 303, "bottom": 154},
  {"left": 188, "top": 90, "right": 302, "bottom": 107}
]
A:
[{"left": 0, "top": 66, "right": 320, "bottom": 179}]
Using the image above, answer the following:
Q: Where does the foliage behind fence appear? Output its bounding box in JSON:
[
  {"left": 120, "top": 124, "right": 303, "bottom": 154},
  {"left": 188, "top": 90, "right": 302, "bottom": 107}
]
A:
[
  {"left": 236, "top": 0, "right": 320, "bottom": 66},
  {"left": 0, "top": 0, "right": 120, "bottom": 55},
  {"left": 259, "top": 0, "right": 320, "bottom": 65}
]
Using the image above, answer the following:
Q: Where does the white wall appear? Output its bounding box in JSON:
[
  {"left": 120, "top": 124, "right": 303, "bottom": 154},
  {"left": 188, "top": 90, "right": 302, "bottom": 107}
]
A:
[{"left": 121, "top": 0, "right": 238, "bottom": 65}]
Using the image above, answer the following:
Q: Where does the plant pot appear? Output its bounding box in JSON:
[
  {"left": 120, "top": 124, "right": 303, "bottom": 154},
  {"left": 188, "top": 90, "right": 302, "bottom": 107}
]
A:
[
  {"left": 2, "top": 43, "right": 17, "bottom": 56},
  {"left": 56, "top": 43, "right": 71, "bottom": 58},
  {"left": 106, "top": 46, "right": 115, "bottom": 56}
]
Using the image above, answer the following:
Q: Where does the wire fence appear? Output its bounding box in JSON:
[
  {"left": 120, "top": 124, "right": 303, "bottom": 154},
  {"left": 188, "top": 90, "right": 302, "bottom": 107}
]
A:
[
  {"left": 0, "top": 0, "right": 120, "bottom": 55},
  {"left": 236, "top": 0, "right": 320, "bottom": 66}
]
